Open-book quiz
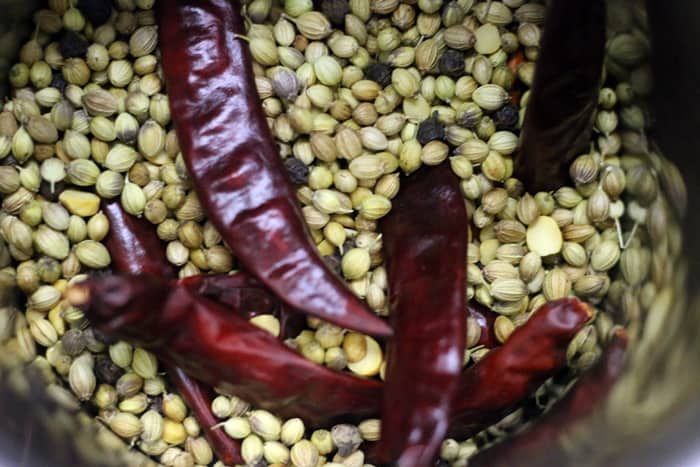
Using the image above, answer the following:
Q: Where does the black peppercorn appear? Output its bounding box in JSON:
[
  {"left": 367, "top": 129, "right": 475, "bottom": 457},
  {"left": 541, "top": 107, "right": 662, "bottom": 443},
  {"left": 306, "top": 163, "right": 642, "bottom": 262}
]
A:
[
  {"left": 50, "top": 72, "right": 68, "bottom": 92},
  {"left": 83, "top": 327, "right": 106, "bottom": 352},
  {"left": 1, "top": 156, "right": 19, "bottom": 167},
  {"left": 78, "top": 0, "right": 113, "bottom": 26},
  {"left": 323, "top": 252, "right": 342, "bottom": 276},
  {"left": 493, "top": 103, "right": 520, "bottom": 131},
  {"left": 59, "top": 31, "right": 89, "bottom": 58},
  {"left": 321, "top": 0, "right": 349, "bottom": 27},
  {"left": 149, "top": 394, "right": 164, "bottom": 412},
  {"left": 417, "top": 112, "right": 445, "bottom": 145},
  {"left": 62, "top": 329, "right": 86, "bottom": 357},
  {"left": 364, "top": 63, "right": 392, "bottom": 88},
  {"left": 95, "top": 357, "right": 125, "bottom": 385},
  {"left": 342, "top": 239, "right": 355, "bottom": 252},
  {"left": 283, "top": 157, "right": 309, "bottom": 185},
  {"left": 438, "top": 49, "right": 465, "bottom": 79}
]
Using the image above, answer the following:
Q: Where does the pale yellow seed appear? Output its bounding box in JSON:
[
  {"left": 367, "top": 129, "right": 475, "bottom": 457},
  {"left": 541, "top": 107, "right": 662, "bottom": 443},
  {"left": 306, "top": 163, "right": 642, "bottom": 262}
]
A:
[
  {"left": 250, "top": 314, "right": 281, "bottom": 337},
  {"left": 526, "top": 216, "right": 563, "bottom": 256},
  {"left": 347, "top": 336, "right": 382, "bottom": 377},
  {"left": 58, "top": 190, "right": 100, "bottom": 217}
]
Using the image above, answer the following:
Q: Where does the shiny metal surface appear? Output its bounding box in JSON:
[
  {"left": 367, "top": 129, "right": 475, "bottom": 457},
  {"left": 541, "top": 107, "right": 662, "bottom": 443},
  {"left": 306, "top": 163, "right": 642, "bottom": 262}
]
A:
[{"left": 0, "top": 1, "right": 698, "bottom": 466}]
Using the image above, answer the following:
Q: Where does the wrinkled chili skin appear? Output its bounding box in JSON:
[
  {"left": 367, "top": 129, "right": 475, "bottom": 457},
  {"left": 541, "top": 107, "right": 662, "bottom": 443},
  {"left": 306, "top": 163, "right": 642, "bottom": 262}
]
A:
[
  {"left": 469, "top": 329, "right": 628, "bottom": 467},
  {"left": 514, "top": 0, "right": 606, "bottom": 192},
  {"left": 102, "top": 200, "right": 176, "bottom": 277},
  {"left": 180, "top": 272, "right": 306, "bottom": 339},
  {"left": 449, "top": 298, "right": 592, "bottom": 439},
  {"left": 100, "top": 201, "right": 243, "bottom": 463},
  {"left": 168, "top": 366, "right": 244, "bottom": 465},
  {"left": 75, "top": 274, "right": 383, "bottom": 426},
  {"left": 180, "top": 273, "right": 277, "bottom": 319},
  {"left": 377, "top": 164, "right": 468, "bottom": 466},
  {"left": 157, "top": 0, "right": 391, "bottom": 337}
]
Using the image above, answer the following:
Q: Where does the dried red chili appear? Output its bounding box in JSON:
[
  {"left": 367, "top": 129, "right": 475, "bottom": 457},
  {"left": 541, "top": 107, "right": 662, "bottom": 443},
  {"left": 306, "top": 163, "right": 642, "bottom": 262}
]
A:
[
  {"left": 102, "top": 200, "right": 243, "bottom": 463},
  {"left": 469, "top": 329, "right": 628, "bottom": 467},
  {"left": 376, "top": 164, "right": 468, "bottom": 466},
  {"left": 104, "top": 199, "right": 279, "bottom": 317},
  {"left": 156, "top": 0, "right": 391, "bottom": 337},
  {"left": 514, "top": 0, "right": 606, "bottom": 191},
  {"left": 450, "top": 298, "right": 592, "bottom": 439},
  {"left": 69, "top": 274, "right": 383, "bottom": 426},
  {"left": 102, "top": 200, "right": 176, "bottom": 278}
]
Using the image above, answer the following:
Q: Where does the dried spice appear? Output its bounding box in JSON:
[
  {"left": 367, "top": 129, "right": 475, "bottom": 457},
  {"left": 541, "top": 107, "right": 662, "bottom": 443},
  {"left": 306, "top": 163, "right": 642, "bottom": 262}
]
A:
[
  {"left": 158, "top": 0, "right": 390, "bottom": 336},
  {"left": 50, "top": 72, "right": 68, "bottom": 92},
  {"left": 284, "top": 157, "right": 310, "bottom": 185},
  {"left": 378, "top": 164, "right": 467, "bottom": 465},
  {"left": 493, "top": 104, "right": 520, "bottom": 131},
  {"left": 417, "top": 112, "right": 445, "bottom": 145},
  {"left": 62, "top": 328, "right": 86, "bottom": 356},
  {"left": 470, "top": 329, "right": 628, "bottom": 467},
  {"left": 78, "top": 0, "right": 113, "bottom": 26},
  {"left": 450, "top": 298, "right": 591, "bottom": 439},
  {"left": 0, "top": 0, "right": 676, "bottom": 465},
  {"left": 438, "top": 49, "right": 466, "bottom": 79},
  {"left": 59, "top": 31, "right": 89, "bottom": 58},
  {"left": 319, "top": 0, "right": 349, "bottom": 27},
  {"left": 70, "top": 274, "right": 384, "bottom": 426},
  {"left": 515, "top": 0, "right": 606, "bottom": 191},
  {"left": 95, "top": 356, "right": 125, "bottom": 384},
  {"left": 364, "top": 63, "right": 392, "bottom": 88},
  {"left": 322, "top": 251, "right": 342, "bottom": 276}
]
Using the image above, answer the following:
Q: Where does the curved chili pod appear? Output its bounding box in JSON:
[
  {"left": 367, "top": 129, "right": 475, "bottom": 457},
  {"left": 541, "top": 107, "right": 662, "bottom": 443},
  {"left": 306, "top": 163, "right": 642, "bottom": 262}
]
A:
[
  {"left": 101, "top": 201, "right": 243, "bottom": 463},
  {"left": 514, "top": 0, "right": 606, "bottom": 192},
  {"left": 468, "top": 328, "right": 628, "bottom": 467},
  {"left": 102, "top": 200, "right": 176, "bottom": 277},
  {"left": 156, "top": 0, "right": 391, "bottom": 337},
  {"left": 449, "top": 298, "right": 592, "bottom": 438},
  {"left": 104, "top": 199, "right": 300, "bottom": 336},
  {"left": 376, "top": 164, "right": 467, "bottom": 466},
  {"left": 70, "top": 274, "right": 383, "bottom": 426}
]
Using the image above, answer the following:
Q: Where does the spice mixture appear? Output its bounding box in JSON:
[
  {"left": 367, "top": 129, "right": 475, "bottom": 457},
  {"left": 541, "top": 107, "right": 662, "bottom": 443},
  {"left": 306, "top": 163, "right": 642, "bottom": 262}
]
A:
[{"left": 0, "top": 0, "right": 688, "bottom": 465}]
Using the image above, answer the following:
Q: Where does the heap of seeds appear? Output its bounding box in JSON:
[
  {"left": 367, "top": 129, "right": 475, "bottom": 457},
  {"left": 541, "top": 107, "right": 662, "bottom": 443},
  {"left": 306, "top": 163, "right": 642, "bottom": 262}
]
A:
[{"left": 0, "top": 0, "right": 687, "bottom": 465}]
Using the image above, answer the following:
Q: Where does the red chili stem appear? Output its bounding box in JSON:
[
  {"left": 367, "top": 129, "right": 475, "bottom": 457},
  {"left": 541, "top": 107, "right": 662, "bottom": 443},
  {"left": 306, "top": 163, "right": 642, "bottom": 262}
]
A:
[
  {"left": 468, "top": 328, "right": 628, "bottom": 467},
  {"left": 156, "top": 0, "right": 391, "bottom": 337},
  {"left": 71, "top": 274, "right": 383, "bottom": 426},
  {"left": 376, "top": 165, "right": 468, "bottom": 466},
  {"left": 514, "top": 0, "right": 606, "bottom": 192},
  {"left": 449, "top": 298, "right": 592, "bottom": 439}
]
